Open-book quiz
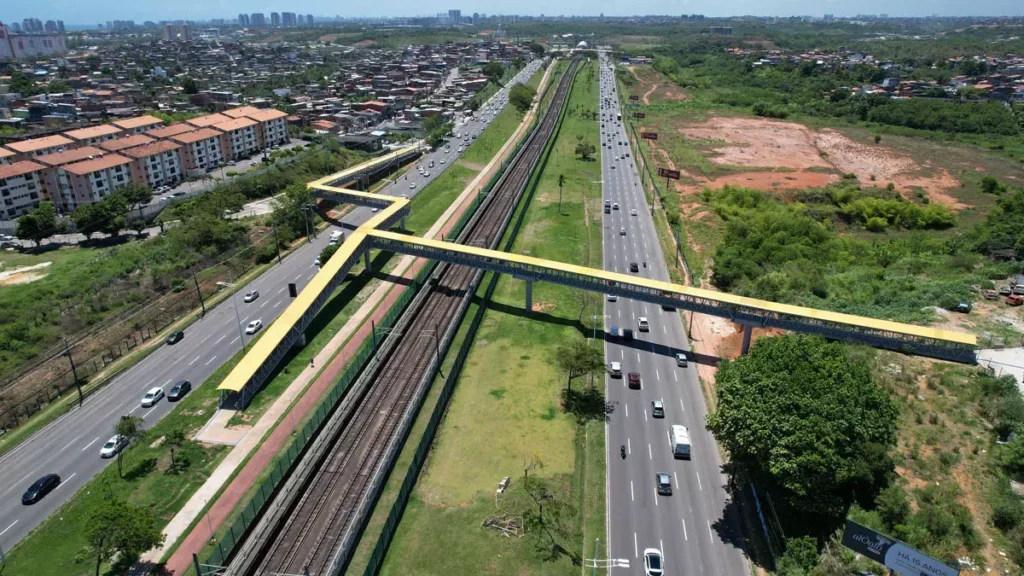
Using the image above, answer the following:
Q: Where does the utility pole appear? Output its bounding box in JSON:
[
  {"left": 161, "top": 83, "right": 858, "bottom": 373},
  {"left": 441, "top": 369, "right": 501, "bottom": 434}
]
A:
[
  {"left": 192, "top": 269, "right": 206, "bottom": 317},
  {"left": 230, "top": 279, "right": 247, "bottom": 352},
  {"left": 64, "top": 337, "right": 83, "bottom": 407},
  {"left": 270, "top": 220, "right": 283, "bottom": 264}
]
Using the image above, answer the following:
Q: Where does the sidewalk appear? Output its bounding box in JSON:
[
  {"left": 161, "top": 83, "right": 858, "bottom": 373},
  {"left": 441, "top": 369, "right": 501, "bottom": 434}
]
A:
[{"left": 157, "top": 60, "right": 555, "bottom": 574}]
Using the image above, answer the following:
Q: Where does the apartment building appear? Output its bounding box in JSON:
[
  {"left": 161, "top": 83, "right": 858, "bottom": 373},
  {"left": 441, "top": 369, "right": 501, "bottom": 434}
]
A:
[
  {"left": 57, "top": 154, "right": 135, "bottom": 209},
  {"left": 212, "top": 117, "right": 259, "bottom": 160},
  {"left": 122, "top": 141, "right": 184, "bottom": 189},
  {"left": 0, "top": 161, "right": 46, "bottom": 220},
  {"left": 64, "top": 124, "right": 123, "bottom": 146},
  {"left": 0, "top": 148, "right": 14, "bottom": 165},
  {"left": 4, "top": 134, "right": 75, "bottom": 161},
  {"left": 186, "top": 113, "right": 232, "bottom": 129},
  {"left": 169, "top": 128, "right": 225, "bottom": 173},
  {"left": 111, "top": 115, "right": 165, "bottom": 134},
  {"left": 33, "top": 146, "right": 108, "bottom": 212},
  {"left": 146, "top": 123, "right": 195, "bottom": 140},
  {"left": 245, "top": 108, "right": 289, "bottom": 148},
  {"left": 98, "top": 134, "right": 155, "bottom": 153}
]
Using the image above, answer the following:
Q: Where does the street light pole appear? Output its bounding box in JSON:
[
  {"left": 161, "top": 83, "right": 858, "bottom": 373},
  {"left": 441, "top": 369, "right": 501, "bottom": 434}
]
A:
[
  {"left": 270, "top": 220, "right": 283, "bottom": 264},
  {"left": 64, "top": 337, "right": 83, "bottom": 407},
  {"left": 229, "top": 278, "right": 247, "bottom": 352},
  {"left": 191, "top": 269, "right": 206, "bottom": 318}
]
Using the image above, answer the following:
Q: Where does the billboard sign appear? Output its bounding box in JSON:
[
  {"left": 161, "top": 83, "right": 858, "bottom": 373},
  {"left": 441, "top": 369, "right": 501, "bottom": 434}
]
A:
[
  {"left": 841, "top": 520, "right": 959, "bottom": 576},
  {"left": 658, "top": 168, "right": 681, "bottom": 180},
  {"left": 641, "top": 132, "right": 658, "bottom": 140},
  {"left": 633, "top": 112, "right": 646, "bottom": 119}
]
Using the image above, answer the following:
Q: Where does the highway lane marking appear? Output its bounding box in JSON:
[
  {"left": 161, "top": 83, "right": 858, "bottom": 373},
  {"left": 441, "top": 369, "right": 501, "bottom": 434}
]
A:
[
  {"left": 634, "top": 532, "right": 638, "bottom": 558},
  {"left": 60, "top": 435, "right": 82, "bottom": 452},
  {"left": 656, "top": 369, "right": 660, "bottom": 381},
  {"left": 128, "top": 406, "right": 140, "bottom": 414},
  {"left": 662, "top": 325, "right": 667, "bottom": 334},
  {"left": 278, "top": 287, "right": 286, "bottom": 294},
  {"left": 260, "top": 301, "right": 268, "bottom": 308},
  {"left": 81, "top": 437, "right": 100, "bottom": 451},
  {"left": 654, "top": 488, "right": 658, "bottom": 506},
  {"left": 674, "top": 471, "right": 680, "bottom": 489},
  {"left": 636, "top": 352, "right": 641, "bottom": 363},
  {"left": 630, "top": 481, "right": 634, "bottom": 502},
  {"left": 620, "top": 350, "right": 624, "bottom": 360},
  {"left": 241, "top": 316, "right": 250, "bottom": 325},
  {"left": 232, "top": 337, "right": 240, "bottom": 345},
  {"left": 215, "top": 335, "right": 227, "bottom": 344},
  {"left": 680, "top": 398, "right": 685, "bottom": 412},
  {"left": 673, "top": 371, "right": 678, "bottom": 382},
  {"left": 201, "top": 334, "right": 211, "bottom": 344},
  {"left": 642, "top": 408, "right": 646, "bottom": 422},
  {"left": 708, "top": 520, "right": 714, "bottom": 540},
  {"left": 294, "top": 274, "right": 302, "bottom": 281},
  {"left": 682, "top": 519, "right": 688, "bottom": 540},
  {"left": 625, "top": 404, "right": 628, "bottom": 418},
  {"left": 0, "top": 520, "right": 18, "bottom": 538},
  {"left": 696, "top": 472, "right": 703, "bottom": 491},
  {"left": 53, "top": 472, "right": 76, "bottom": 492},
  {"left": 205, "top": 355, "right": 218, "bottom": 366},
  {"left": 275, "top": 301, "right": 282, "bottom": 308},
  {"left": 188, "top": 355, "right": 200, "bottom": 366},
  {"left": 627, "top": 438, "right": 631, "bottom": 455},
  {"left": 143, "top": 406, "right": 158, "bottom": 419},
  {"left": 143, "top": 377, "right": 157, "bottom": 388},
  {"left": 102, "top": 404, "right": 126, "bottom": 420},
  {"left": 648, "top": 443, "right": 652, "bottom": 460},
  {"left": 308, "top": 273, "right": 315, "bottom": 280}
]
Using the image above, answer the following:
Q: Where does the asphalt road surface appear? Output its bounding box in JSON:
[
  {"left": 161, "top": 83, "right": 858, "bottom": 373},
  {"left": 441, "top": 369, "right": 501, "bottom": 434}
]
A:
[
  {"left": 0, "top": 59, "right": 541, "bottom": 553},
  {"left": 597, "top": 52, "right": 749, "bottom": 575}
]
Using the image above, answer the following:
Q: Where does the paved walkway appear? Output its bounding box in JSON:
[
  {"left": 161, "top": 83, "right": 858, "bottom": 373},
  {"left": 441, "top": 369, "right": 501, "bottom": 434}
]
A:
[{"left": 157, "top": 61, "right": 555, "bottom": 574}]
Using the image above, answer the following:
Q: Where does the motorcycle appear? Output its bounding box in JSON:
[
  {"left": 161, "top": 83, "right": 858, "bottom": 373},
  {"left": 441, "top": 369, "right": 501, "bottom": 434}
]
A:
[{"left": 620, "top": 445, "right": 627, "bottom": 459}]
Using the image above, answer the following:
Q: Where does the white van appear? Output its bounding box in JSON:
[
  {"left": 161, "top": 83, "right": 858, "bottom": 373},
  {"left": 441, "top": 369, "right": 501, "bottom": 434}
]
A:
[
  {"left": 329, "top": 231, "right": 343, "bottom": 245},
  {"left": 669, "top": 425, "right": 691, "bottom": 459}
]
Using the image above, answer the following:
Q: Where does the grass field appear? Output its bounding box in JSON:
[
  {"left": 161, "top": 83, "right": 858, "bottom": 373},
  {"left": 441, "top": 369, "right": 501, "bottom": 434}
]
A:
[{"left": 375, "top": 59, "right": 606, "bottom": 576}]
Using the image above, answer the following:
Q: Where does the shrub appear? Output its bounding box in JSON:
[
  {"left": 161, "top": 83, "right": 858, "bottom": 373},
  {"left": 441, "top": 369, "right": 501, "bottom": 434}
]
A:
[{"left": 866, "top": 217, "right": 888, "bottom": 232}]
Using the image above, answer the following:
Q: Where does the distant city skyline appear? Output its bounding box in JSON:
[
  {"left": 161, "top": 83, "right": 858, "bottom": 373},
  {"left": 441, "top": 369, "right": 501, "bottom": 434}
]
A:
[{"left": 3, "top": 0, "right": 1024, "bottom": 28}]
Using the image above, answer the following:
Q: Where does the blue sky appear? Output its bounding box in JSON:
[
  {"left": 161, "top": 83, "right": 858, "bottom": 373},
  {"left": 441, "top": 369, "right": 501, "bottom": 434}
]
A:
[{"left": 4, "top": 0, "right": 1023, "bottom": 27}]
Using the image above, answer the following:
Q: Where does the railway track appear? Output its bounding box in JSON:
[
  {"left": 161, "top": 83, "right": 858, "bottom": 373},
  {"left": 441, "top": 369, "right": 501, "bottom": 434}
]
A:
[{"left": 233, "top": 58, "right": 580, "bottom": 576}]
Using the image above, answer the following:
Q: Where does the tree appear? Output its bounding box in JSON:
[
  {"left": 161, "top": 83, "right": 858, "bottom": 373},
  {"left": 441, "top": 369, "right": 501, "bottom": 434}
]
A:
[
  {"left": 483, "top": 61, "right": 504, "bottom": 80},
  {"left": 181, "top": 76, "right": 199, "bottom": 95},
  {"left": 116, "top": 182, "right": 153, "bottom": 219},
  {"left": 165, "top": 428, "right": 187, "bottom": 472},
  {"left": 706, "top": 334, "right": 898, "bottom": 519},
  {"left": 15, "top": 201, "right": 57, "bottom": 242},
  {"left": 71, "top": 193, "right": 128, "bottom": 238},
  {"left": 113, "top": 415, "right": 145, "bottom": 478},
  {"left": 319, "top": 243, "right": 339, "bottom": 265},
  {"left": 508, "top": 82, "right": 536, "bottom": 114},
  {"left": 512, "top": 56, "right": 525, "bottom": 70},
  {"left": 557, "top": 174, "right": 565, "bottom": 214},
  {"left": 980, "top": 175, "right": 1005, "bottom": 195},
  {"left": 422, "top": 114, "right": 443, "bottom": 135},
  {"left": 776, "top": 536, "right": 819, "bottom": 576},
  {"left": 85, "top": 501, "right": 165, "bottom": 576},
  {"left": 574, "top": 141, "right": 596, "bottom": 160},
  {"left": 554, "top": 337, "right": 605, "bottom": 392},
  {"left": 527, "top": 42, "right": 545, "bottom": 56}
]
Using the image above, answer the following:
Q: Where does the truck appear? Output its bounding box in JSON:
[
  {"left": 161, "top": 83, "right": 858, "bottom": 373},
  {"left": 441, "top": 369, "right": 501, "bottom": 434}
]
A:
[
  {"left": 329, "top": 231, "right": 343, "bottom": 245},
  {"left": 669, "top": 425, "right": 691, "bottom": 459}
]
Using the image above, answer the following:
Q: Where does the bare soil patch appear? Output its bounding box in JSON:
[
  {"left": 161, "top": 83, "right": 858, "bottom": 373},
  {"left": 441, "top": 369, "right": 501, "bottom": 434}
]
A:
[
  {"left": 0, "top": 262, "right": 51, "bottom": 286},
  {"left": 707, "top": 170, "right": 837, "bottom": 191},
  {"left": 682, "top": 117, "right": 831, "bottom": 171}
]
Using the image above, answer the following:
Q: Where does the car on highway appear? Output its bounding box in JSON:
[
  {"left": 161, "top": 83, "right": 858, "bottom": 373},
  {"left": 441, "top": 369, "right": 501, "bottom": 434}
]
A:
[
  {"left": 409, "top": 183, "right": 417, "bottom": 189},
  {"left": 630, "top": 209, "right": 638, "bottom": 216},
  {"left": 643, "top": 548, "right": 664, "bottom": 576},
  {"left": 676, "top": 352, "right": 688, "bottom": 367},
  {"left": 619, "top": 227, "right": 626, "bottom": 235},
  {"left": 21, "top": 473, "right": 61, "bottom": 505},
  {"left": 243, "top": 290, "right": 259, "bottom": 303},
  {"left": 638, "top": 317, "right": 649, "bottom": 331},
  {"left": 440, "top": 158, "right": 446, "bottom": 164},
  {"left": 250, "top": 161, "right": 258, "bottom": 167},
  {"left": 168, "top": 379, "right": 192, "bottom": 401},
  {"left": 628, "top": 372, "right": 641, "bottom": 389},
  {"left": 651, "top": 399, "right": 665, "bottom": 418},
  {"left": 612, "top": 203, "right": 619, "bottom": 210},
  {"left": 606, "top": 294, "right": 617, "bottom": 302},
  {"left": 609, "top": 361, "right": 622, "bottom": 377},
  {"left": 100, "top": 435, "right": 128, "bottom": 458},
  {"left": 314, "top": 256, "right": 321, "bottom": 267},
  {"left": 141, "top": 387, "right": 164, "bottom": 407},
  {"left": 245, "top": 319, "right": 263, "bottom": 334},
  {"left": 629, "top": 262, "right": 639, "bottom": 273},
  {"left": 166, "top": 330, "right": 184, "bottom": 345},
  {"left": 656, "top": 472, "right": 672, "bottom": 496}
]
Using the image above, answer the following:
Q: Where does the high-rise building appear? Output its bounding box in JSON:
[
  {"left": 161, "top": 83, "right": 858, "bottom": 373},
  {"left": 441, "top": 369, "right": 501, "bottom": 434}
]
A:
[
  {"left": 10, "top": 22, "right": 21, "bottom": 32},
  {"left": 238, "top": 13, "right": 250, "bottom": 26},
  {"left": 270, "top": 12, "right": 281, "bottom": 27},
  {"left": 44, "top": 20, "right": 58, "bottom": 33},
  {"left": 56, "top": 20, "right": 65, "bottom": 32},
  {"left": 0, "top": 22, "right": 68, "bottom": 60},
  {"left": 448, "top": 9, "right": 462, "bottom": 24},
  {"left": 162, "top": 23, "right": 193, "bottom": 41},
  {"left": 250, "top": 13, "right": 266, "bottom": 27},
  {"left": 306, "top": 14, "right": 315, "bottom": 26},
  {"left": 282, "top": 12, "right": 296, "bottom": 26},
  {"left": 22, "top": 18, "right": 44, "bottom": 33}
]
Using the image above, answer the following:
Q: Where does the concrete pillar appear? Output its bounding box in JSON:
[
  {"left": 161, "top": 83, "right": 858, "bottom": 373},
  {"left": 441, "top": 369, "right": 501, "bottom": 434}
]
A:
[
  {"left": 740, "top": 325, "right": 753, "bottom": 355},
  {"left": 525, "top": 280, "right": 533, "bottom": 312},
  {"left": 364, "top": 250, "right": 372, "bottom": 272},
  {"left": 400, "top": 217, "right": 407, "bottom": 232}
]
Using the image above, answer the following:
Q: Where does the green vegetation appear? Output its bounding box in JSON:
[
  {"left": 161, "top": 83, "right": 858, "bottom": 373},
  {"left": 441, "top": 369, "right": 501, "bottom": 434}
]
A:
[
  {"left": 509, "top": 81, "right": 537, "bottom": 113},
  {"left": 85, "top": 501, "right": 164, "bottom": 576},
  {"left": 378, "top": 59, "right": 604, "bottom": 575}
]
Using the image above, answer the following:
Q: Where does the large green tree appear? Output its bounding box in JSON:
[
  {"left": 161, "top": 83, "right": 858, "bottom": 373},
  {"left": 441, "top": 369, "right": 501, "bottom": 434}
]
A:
[
  {"left": 508, "top": 82, "right": 536, "bottom": 114},
  {"left": 482, "top": 61, "right": 505, "bottom": 80},
  {"left": 706, "top": 334, "right": 898, "bottom": 519},
  {"left": 554, "top": 336, "right": 605, "bottom": 391},
  {"left": 113, "top": 415, "right": 145, "bottom": 478},
  {"left": 15, "top": 201, "right": 57, "bottom": 242},
  {"left": 71, "top": 193, "right": 129, "bottom": 237},
  {"left": 85, "top": 501, "right": 165, "bottom": 576}
]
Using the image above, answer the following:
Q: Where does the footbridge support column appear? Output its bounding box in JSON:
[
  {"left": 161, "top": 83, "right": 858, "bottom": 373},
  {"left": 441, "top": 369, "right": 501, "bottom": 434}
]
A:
[
  {"left": 400, "top": 217, "right": 407, "bottom": 232},
  {"left": 364, "top": 249, "right": 372, "bottom": 272},
  {"left": 740, "top": 324, "right": 753, "bottom": 355},
  {"left": 525, "top": 279, "right": 533, "bottom": 312}
]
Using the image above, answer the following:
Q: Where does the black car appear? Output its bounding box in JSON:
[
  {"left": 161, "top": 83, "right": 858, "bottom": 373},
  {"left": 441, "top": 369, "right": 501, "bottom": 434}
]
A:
[
  {"left": 22, "top": 473, "right": 60, "bottom": 505},
  {"left": 166, "top": 330, "right": 184, "bottom": 345},
  {"left": 656, "top": 472, "right": 672, "bottom": 496},
  {"left": 629, "top": 262, "right": 639, "bottom": 273},
  {"left": 167, "top": 380, "right": 192, "bottom": 401}
]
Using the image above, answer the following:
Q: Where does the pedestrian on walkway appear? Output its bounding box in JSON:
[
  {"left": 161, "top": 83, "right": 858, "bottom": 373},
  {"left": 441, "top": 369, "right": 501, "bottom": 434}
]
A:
[{"left": 309, "top": 358, "right": 315, "bottom": 368}]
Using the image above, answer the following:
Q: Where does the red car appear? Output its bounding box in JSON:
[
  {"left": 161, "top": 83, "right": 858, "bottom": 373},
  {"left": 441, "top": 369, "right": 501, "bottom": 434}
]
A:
[{"left": 628, "top": 372, "right": 641, "bottom": 389}]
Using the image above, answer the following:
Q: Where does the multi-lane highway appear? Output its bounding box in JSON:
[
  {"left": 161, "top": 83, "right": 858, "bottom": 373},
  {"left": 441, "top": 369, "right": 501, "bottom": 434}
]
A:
[
  {"left": 598, "top": 52, "right": 749, "bottom": 575},
  {"left": 0, "top": 58, "right": 542, "bottom": 553}
]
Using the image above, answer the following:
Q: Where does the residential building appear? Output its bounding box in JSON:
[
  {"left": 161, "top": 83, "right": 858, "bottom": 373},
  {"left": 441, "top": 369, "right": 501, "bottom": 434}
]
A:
[
  {"left": 0, "top": 148, "right": 14, "bottom": 165},
  {"left": 162, "top": 24, "right": 193, "bottom": 41},
  {"left": 271, "top": 12, "right": 281, "bottom": 27},
  {"left": 0, "top": 161, "right": 46, "bottom": 220},
  {"left": 282, "top": 12, "right": 297, "bottom": 26},
  {"left": 169, "top": 128, "right": 225, "bottom": 173},
  {"left": 250, "top": 13, "right": 266, "bottom": 27},
  {"left": 112, "top": 115, "right": 165, "bottom": 134},
  {"left": 122, "top": 141, "right": 184, "bottom": 189},
  {"left": 0, "top": 23, "right": 67, "bottom": 60},
  {"left": 147, "top": 123, "right": 195, "bottom": 140},
  {"left": 57, "top": 154, "right": 135, "bottom": 209},
  {"left": 64, "top": 124, "right": 123, "bottom": 146},
  {"left": 449, "top": 9, "right": 462, "bottom": 24},
  {"left": 33, "top": 146, "right": 108, "bottom": 211},
  {"left": 238, "top": 13, "right": 250, "bottom": 27},
  {"left": 186, "top": 113, "right": 232, "bottom": 129},
  {"left": 98, "top": 134, "right": 155, "bottom": 153},
  {"left": 4, "top": 134, "right": 75, "bottom": 161},
  {"left": 245, "top": 108, "right": 290, "bottom": 148},
  {"left": 212, "top": 117, "right": 260, "bottom": 160}
]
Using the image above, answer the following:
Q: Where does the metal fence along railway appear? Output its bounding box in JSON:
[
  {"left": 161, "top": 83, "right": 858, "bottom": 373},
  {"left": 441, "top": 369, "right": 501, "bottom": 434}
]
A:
[{"left": 218, "top": 59, "right": 581, "bottom": 576}]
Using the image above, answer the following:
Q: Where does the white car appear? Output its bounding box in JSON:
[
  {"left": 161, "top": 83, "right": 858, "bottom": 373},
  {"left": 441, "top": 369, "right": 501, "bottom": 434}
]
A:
[
  {"left": 638, "top": 317, "right": 650, "bottom": 332},
  {"left": 141, "top": 387, "right": 164, "bottom": 408},
  {"left": 243, "top": 290, "right": 259, "bottom": 303},
  {"left": 440, "top": 159, "right": 446, "bottom": 164},
  {"left": 100, "top": 435, "right": 128, "bottom": 458},
  {"left": 606, "top": 294, "right": 617, "bottom": 302},
  {"left": 630, "top": 209, "right": 638, "bottom": 216},
  {"left": 644, "top": 549, "right": 664, "bottom": 576},
  {"left": 410, "top": 183, "right": 417, "bottom": 189},
  {"left": 619, "top": 227, "right": 626, "bottom": 236},
  {"left": 245, "top": 319, "right": 263, "bottom": 335}
]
